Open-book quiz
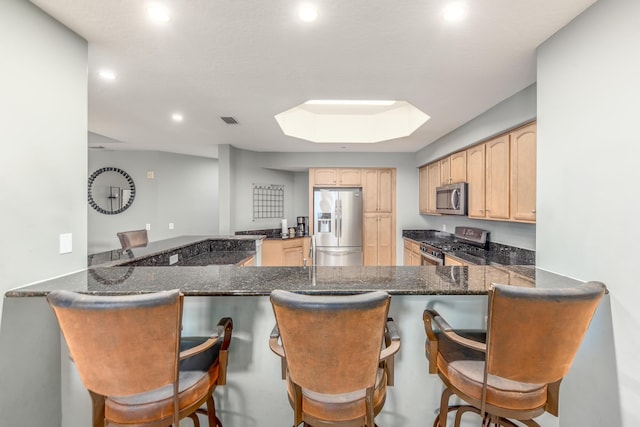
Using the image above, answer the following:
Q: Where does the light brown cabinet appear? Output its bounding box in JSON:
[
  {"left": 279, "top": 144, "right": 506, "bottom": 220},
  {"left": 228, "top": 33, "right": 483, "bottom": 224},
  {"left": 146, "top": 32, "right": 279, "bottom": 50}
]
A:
[
  {"left": 466, "top": 143, "right": 486, "bottom": 218},
  {"left": 309, "top": 167, "right": 396, "bottom": 266},
  {"left": 419, "top": 160, "right": 445, "bottom": 215},
  {"left": 444, "top": 254, "right": 467, "bottom": 267},
  {"left": 363, "top": 212, "right": 393, "bottom": 266},
  {"left": 363, "top": 168, "right": 393, "bottom": 213},
  {"left": 312, "top": 168, "right": 361, "bottom": 186},
  {"left": 261, "top": 238, "right": 309, "bottom": 266},
  {"left": 510, "top": 123, "right": 537, "bottom": 222},
  {"left": 485, "top": 134, "right": 511, "bottom": 220},
  {"left": 440, "top": 151, "right": 467, "bottom": 186},
  {"left": 421, "top": 121, "right": 535, "bottom": 224},
  {"left": 403, "top": 238, "right": 422, "bottom": 266}
]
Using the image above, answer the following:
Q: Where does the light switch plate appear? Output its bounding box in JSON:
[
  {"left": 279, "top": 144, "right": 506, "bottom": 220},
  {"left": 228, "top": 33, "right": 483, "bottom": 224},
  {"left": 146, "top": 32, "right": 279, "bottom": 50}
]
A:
[
  {"left": 145, "top": 223, "right": 151, "bottom": 231},
  {"left": 59, "top": 233, "right": 72, "bottom": 254},
  {"left": 169, "top": 223, "right": 174, "bottom": 230}
]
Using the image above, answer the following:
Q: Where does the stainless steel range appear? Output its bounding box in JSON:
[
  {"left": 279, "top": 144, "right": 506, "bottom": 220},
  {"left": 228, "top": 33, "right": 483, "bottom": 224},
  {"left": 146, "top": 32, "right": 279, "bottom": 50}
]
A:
[{"left": 419, "top": 227, "right": 489, "bottom": 266}]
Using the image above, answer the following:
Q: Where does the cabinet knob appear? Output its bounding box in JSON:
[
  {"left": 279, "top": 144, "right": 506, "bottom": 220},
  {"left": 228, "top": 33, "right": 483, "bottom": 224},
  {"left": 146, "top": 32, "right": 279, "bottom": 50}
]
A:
[{"left": 532, "top": 210, "right": 536, "bottom": 213}]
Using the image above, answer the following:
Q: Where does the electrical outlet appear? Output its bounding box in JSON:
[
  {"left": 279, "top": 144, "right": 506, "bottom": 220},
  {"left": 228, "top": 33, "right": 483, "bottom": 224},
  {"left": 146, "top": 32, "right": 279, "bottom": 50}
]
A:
[
  {"left": 169, "top": 223, "right": 174, "bottom": 230},
  {"left": 442, "top": 224, "right": 447, "bottom": 232},
  {"left": 145, "top": 223, "right": 151, "bottom": 231},
  {"left": 169, "top": 254, "right": 179, "bottom": 265}
]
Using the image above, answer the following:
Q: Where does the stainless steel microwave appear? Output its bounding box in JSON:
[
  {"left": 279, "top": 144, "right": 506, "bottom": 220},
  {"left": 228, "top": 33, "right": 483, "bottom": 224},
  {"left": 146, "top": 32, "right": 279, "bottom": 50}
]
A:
[{"left": 435, "top": 182, "right": 467, "bottom": 215}]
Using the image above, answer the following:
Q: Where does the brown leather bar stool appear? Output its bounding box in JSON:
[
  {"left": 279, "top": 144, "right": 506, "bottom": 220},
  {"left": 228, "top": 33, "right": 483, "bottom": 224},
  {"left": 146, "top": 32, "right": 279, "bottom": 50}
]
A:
[
  {"left": 116, "top": 229, "right": 149, "bottom": 249},
  {"left": 269, "top": 290, "right": 400, "bottom": 427},
  {"left": 47, "top": 289, "right": 233, "bottom": 427},
  {"left": 423, "top": 281, "right": 606, "bottom": 427}
]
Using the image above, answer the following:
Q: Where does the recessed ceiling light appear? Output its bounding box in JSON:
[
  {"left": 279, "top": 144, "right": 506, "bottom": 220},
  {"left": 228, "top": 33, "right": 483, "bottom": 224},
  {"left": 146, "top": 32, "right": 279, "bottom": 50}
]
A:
[
  {"left": 305, "top": 100, "right": 396, "bottom": 106},
  {"left": 98, "top": 70, "right": 116, "bottom": 80},
  {"left": 171, "top": 113, "right": 183, "bottom": 122},
  {"left": 298, "top": 4, "right": 318, "bottom": 22},
  {"left": 147, "top": 4, "right": 170, "bottom": 23},
  {"left": 443, "top": 2, "right": 467, "bottom": 22}
]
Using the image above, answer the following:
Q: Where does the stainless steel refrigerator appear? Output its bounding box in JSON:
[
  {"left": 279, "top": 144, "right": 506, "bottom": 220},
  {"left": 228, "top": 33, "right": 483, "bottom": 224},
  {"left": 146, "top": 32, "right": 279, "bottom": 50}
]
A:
[{"left": 313, "top": 188, "right": 363, "bottom": 266}]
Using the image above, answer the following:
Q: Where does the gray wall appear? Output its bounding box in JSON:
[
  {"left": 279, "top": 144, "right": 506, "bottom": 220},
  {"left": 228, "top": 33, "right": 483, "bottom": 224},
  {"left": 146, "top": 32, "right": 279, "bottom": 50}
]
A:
[
  {"left": 88, "top": 150, "right": 219, "bottom": 253},
  {"left": 0, "top": 0, "right": 87, "bottom": 425},
  {"left": 413, "top": 84, "right": 537, "bottom": 249},
  {"left": 537, "top": 0, "right": 638, "bottom": 424}
]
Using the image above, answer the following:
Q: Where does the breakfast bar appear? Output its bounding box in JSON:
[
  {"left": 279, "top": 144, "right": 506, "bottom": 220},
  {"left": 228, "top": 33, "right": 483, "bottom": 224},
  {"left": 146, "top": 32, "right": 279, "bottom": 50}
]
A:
[{"left": 4, "top": 234, "right": 612, "bottom": 427}]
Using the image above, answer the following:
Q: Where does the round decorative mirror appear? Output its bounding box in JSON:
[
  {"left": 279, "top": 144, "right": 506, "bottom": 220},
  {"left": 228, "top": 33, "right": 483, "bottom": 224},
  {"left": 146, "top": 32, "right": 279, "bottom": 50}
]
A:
[{"left": 88, "top": 167, "right": 136, "bottom": 214}]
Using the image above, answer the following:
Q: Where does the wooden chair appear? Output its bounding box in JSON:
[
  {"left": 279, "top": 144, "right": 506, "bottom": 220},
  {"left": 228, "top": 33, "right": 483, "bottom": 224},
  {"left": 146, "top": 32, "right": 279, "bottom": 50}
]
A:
[
  {"left": 269, "top": 290, "right": 400, "bottom": 427},
  {"left": 423, "top": 281, "right": 606, "bottom": 427},
  {"left": 116, "top": 229, "right": 149, "bottom": 249},
  {"left": 47, "top": 289, "right": 233, "bottom": 427}
]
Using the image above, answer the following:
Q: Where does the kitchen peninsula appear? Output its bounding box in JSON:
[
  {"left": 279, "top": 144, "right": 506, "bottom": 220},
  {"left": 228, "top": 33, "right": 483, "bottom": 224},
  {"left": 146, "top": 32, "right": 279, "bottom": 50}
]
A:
[{"left": 4, "top": 235, "right": 610, "bottom": 427}]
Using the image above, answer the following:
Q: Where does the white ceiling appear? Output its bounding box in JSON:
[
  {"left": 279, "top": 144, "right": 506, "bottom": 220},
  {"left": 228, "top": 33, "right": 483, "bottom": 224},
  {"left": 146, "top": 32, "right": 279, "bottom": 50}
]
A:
[{"left": 32, "top": 0, "right": 597, "bottom": 158}]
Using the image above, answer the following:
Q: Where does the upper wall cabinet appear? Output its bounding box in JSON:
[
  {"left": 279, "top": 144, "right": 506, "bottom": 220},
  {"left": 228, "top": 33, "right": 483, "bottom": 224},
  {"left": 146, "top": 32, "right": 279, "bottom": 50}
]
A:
[
  {"left": 312, "top": 168, "right": 361, "bottom": 186},
  {"left": 510, "top": 122, "right": 537, "bottom": 222},
  {"left": 440, "top": 151, "right": 467, "bottom": 185},
  {"left": 417, "top": 162, "right": 440, "bottom": 215},
  {"left": 485, "top": 134, "right": 511, "bottom": 220},
  {"left": 421, "top": 121, "right": 536, "bottom": 223},
  {"left": 466, "top": 143, "right": 486, "bottom": 218},
  {"left": 363, "top": 168, "right": 394, "bottom": 213}
]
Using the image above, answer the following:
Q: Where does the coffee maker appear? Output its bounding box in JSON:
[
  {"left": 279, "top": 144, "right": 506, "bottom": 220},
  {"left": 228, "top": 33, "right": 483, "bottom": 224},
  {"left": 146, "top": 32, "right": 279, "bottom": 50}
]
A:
[{"left": 296, "top": 216, "right": 309, "bottom": 236}]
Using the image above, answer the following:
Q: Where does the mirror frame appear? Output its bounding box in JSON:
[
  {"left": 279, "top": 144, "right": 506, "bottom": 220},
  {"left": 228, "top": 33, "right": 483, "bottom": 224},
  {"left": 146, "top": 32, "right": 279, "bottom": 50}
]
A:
[{"left": 88, "top": 167, "right": 136, "bottom": 214}]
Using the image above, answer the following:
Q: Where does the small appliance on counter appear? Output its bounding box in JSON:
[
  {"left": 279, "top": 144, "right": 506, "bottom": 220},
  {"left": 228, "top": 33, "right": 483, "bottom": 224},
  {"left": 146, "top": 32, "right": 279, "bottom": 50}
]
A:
[{"left": 296, "top": 216, "right": 309, "bottom": 236}]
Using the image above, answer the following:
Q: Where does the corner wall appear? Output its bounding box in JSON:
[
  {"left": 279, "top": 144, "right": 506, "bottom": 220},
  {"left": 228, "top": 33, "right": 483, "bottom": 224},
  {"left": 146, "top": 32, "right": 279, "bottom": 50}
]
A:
[
  {"left": 0, "top": 0, "right": 88, "bottom": 425},
  {"left": 537, "top": 0, "right": 638, "bottom": 424}
]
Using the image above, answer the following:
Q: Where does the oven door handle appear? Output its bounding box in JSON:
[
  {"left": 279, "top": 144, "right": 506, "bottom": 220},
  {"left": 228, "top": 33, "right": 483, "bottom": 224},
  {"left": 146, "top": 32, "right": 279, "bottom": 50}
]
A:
[{"left": 420, "top": 250, "right": 444, "bottom": 266}]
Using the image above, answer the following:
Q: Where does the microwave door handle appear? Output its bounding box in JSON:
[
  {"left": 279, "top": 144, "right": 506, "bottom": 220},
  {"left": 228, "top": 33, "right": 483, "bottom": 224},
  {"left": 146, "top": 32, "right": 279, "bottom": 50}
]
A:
[{"left": 451, "top": 189, "right": 460, "bottom": 210}]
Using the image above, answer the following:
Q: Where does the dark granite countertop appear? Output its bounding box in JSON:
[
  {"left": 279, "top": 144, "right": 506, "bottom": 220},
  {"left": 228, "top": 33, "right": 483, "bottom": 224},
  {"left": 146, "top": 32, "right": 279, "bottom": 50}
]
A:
[
  {"left": 88, "top": 235, "right": 262, "bottom": 268},
  {"left": 402, "top": 230, "right": 535, "bottom": 266},
  {"left": 6, "top": 265, "right": 584, "bottom": 298}
]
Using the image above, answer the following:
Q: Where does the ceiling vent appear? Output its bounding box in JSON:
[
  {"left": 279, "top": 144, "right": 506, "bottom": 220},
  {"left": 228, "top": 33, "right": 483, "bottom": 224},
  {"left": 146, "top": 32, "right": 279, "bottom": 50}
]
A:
[{"left": 221, "top": 116, "right": 238, "bottom": 125}]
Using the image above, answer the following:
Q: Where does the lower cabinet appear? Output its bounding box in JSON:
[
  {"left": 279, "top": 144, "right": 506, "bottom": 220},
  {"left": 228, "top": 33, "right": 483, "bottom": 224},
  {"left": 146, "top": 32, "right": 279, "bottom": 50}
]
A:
[
  {"left": 444, "top": 254, "right": 466, "bottom": 267},
  {"left": 403, "top": 238, "right": 422, "bottom": 266},
  {"left": 262, "top": 238, "right": 309, "bottom": 266},
  {"left": 363, "top": 213, "right": 393, "bottom": 266}
]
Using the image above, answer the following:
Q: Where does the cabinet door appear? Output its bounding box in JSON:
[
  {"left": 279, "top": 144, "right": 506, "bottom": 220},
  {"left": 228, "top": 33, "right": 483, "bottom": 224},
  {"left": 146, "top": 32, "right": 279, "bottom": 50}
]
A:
[
  {"left": 467, "top": 144, "right": 486, "bottom": 218},
  {"left": 362, "top": 213, "right": 379, "bottom": 266},
  {"left": 444, "top": 254, "right": 466, "bottom": 266},
  {"left": 510, "top": 123, "right": 536, "bottom": 222},
  {"left": 450, "top": 151, "right": 467, "bottom": 183},
  {"left": 314, "top": 168, "right": 338, "bottom": 185},
  {"left": 363, "top": 213, "right": 392, "bottom": 266},
  {"left": 377, "top": 213, "right": 393, "bottom": 265},
  {"left": 485, "top": 135, "right": 510, "bottom": 220},
  {"left": 338, "top": 169, "right": 361, "bottom": 186},
  {"left": 419, "top": 166, "right": 429, "bottom": 214},
  {"left": 440, "top": 157, "right": 451, "bottom": 185},
  {"left": 261, "top": 240, "right": 282, "bottom": 266},
  {"left": 363, "top": 169, "right": 393, "bottom": 213},
  {"left": 427, "top": 162, "right": 441, "bottom": 214},
  {"left": 283, "top": 246, "right": 303, "bottom": 266},
  {"left": 377, "top": 169, "right": 393, "bottom": 213}
]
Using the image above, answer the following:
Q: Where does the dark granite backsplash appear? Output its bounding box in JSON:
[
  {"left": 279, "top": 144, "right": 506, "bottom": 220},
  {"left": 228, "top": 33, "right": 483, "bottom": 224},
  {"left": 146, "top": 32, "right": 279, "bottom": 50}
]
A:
[{"left": 236, "top": 228, "right": 309, "bottom": 240}]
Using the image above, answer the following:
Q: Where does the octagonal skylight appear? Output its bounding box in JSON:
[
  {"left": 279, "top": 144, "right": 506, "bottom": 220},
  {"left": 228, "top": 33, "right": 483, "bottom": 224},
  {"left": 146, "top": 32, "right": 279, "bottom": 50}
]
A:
[{"left": 274, "top": 100, "right": 430, "bottom": 143}]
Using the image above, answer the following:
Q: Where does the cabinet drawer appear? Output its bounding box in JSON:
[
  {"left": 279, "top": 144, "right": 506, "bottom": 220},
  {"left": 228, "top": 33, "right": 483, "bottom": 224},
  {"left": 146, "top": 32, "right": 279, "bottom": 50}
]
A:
[{"left": 282, "top": 239, "right": 303, "bottom": 249}]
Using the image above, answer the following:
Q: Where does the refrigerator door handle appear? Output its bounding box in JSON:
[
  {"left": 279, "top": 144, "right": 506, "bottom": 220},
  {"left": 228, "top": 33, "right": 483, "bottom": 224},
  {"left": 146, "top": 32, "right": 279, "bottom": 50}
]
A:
[{"left": 338, "top": 199, "right": 342, "bottom": 239}]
